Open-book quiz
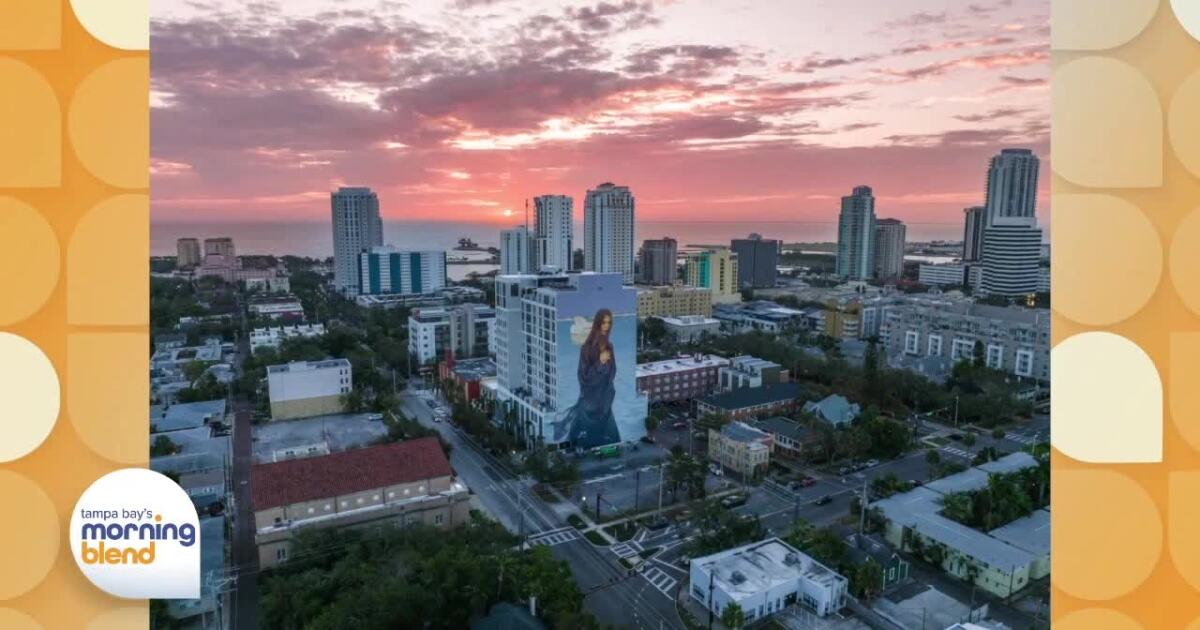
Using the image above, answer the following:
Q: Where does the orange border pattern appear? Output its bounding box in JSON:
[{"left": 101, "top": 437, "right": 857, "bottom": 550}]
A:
[
  {"left": 0, "top": 1, "right": 148, "bottom": 628},
  {"left": 1052, "top": 1, "right": 1200, "bottom": 628}
]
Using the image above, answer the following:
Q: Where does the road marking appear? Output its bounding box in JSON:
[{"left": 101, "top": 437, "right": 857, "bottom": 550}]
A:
[
  {"left": 527, "top": 528, "right": 580, "bottom": 547},
  {"left": 611, "top": 541, "right": 642, "bottom": 559},
  {"left": 941, "top": 446, "right": 973, "bottom": 459},
  {"left": 641, "top": 566, "right": 678, "bottom": 597},
  {"left": 584, "top": 473, "right": 624, "bottom": 485}
]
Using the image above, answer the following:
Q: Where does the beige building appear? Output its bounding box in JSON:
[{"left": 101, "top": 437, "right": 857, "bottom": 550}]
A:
[
  {"left": 252, "top": 437, "right": 470, "bottom": 568},
  {"left": 267, "top": 359, "right": 351, "bottom": 420},
  {"left": 685, "top": 248, "right": 741, "bottom": 304},
  {"left": 708, "top": 421, "right": 772, "bottom": 479},
  {"left": 636, "top": 285, "right": 713, "bottom": 319}
]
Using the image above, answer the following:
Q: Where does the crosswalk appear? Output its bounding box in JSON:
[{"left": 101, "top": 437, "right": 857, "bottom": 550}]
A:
[
  {"left": 941, "top": 446, "right": 973, "bottom": 460},
  {"left": 1006, "top": 432, "right": 1040, "bottom": 446},
  {"left": 641, "top": 566, "right": 678, "bottom": 597},
  {"left": 527, "top": 528, "right": 579, "bottom": 547},
  {"left": 611, "top": 541, "right": 642, "bottom": 560}
]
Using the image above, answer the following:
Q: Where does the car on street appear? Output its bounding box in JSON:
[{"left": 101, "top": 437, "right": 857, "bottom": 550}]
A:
[
  {"left": 865, "top": 459, "right": 879, "bottom": 468},
  {"left": 838, "top": 466, "right": 850, "bottom": 475},
  {"left": 721, "top": 494, "right": 747, "bottom": 509},
  {"left": 813, "top": 495, "right": 833, "bottom": 506},
  {"left": 709, "top": 464, "right": 723, "bottom": 476},
  {"left": 640, "top": 435, "right": 656, "bottom": 444},
  {"left": 672, "top": 421, "right": 687, "bottom": 430}
]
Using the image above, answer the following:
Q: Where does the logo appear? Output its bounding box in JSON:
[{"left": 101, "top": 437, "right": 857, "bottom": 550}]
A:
[{"left": 71, "top": 468, "right": 200, "bottom": 598}]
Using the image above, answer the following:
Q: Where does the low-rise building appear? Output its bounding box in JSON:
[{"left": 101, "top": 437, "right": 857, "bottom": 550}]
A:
[
  {"left": 409, "top": 304, "right": 495, "bottom": 365},
  {"left": 871, "top": 453, "right": 1048, "bottom": 598},
  {"left": 251, "top": 437, "right": 470, "bottom": 569},
  {"left": 696, "top": 382, "right": 803, "bottom": 421},
  {"left": 245, "top": 275, "right": 291, "bottom": 293},
  {"left": 249, "top": 295, "right": 305, "bottom": 320},
  {"left": 755, "top": 417, "right": 812, "bottom": 460},
  {"left": 684, "top": 247, "right": 741, "bottom": 304},
  {"left": 267, "top": 359, "right": 352, "bottom": 420},
  {"left": 708, "top": 421, "right": 772, "bottom": 478},
  {"left": 250, "top": 323, "right": 326, "bottom": 354},
  {"left": 689, "top": 538, "right": 848, "bottom": 623},
  {"left": 661, "top": 315, "right": 721, "bottom": 342},
  {"left": 718, "top": 355, "right": 786, "bottom": 391},
  {"left": 802, "top": 394, "right": 861, "bottom": 427},
  {"left": 636, "top": 285, "right": 713, "bottom": 319},
  {"left": 713, "top": 300, "right": 809, "bottom": 335},
  {"left": 636, "top": 354, "right": 729, "bottom": 404},
  {"left": 438, "top": 356, "right": 497, "bottom": 404},
  {"left": 354, "top": 286, "right": 488, "bottom": 309}
]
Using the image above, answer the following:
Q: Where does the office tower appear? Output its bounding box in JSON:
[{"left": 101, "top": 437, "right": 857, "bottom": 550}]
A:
[
  {"left": 873, "top": 219, "right": 906, "bottom": 281},
  {"left": 534, "top": 195, "right": 573, "bottom": 272},
  {"left": 176, "top": 238, "right": 201, "bottom": 268},
  {"left": 684, "top": 248, "right": 740, "bottom": 304},
  {"left": 331, "top": 187, "right": 384, "bottom": 294},
  {"left": 639, "top": 237, "right": 677, "bottom": 285},
  {"left": 835, "top": 186, "right": 877, "bottom": 280},
  {"left": 583, "top": 182, "right": 636, "bottom": 283},
  {"left": 962, "top": 206, "right": 986, "bottom": 262},
  {"left": 984, "top": 148, "right": 1039, "bottom": 225},
  {"left": 981, "top": 217, "right": 1043, "bottom": 297},
  {"left": 357, "top": 246, "right": 446, "bottom": 295},
  {"left": 500, "top": 225, "right": 535, "bottom": 275},
  {"left": 731, "top": 234, "right": 779, "bottom": 289},
  {"left": 203, "top": 237, "right": 235, "bottom": 258},
  {"left": 494, "top": 272, "right": 647, "bottom": 448}
]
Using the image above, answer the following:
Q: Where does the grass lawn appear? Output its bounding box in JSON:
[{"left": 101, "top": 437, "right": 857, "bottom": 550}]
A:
[
  {"left": 584, "top": 530, "right": 610, "bottom": 546},
  {"left": 604, "top": 521, "right": 638, "bottom": 542},
  {"left": 567, "top": 514, "right": 585, "bottom": 529}
]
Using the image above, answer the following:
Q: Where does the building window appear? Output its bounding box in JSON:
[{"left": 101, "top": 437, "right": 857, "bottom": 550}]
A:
[
  {"left": 1015, "top": 349, "right": 1034, "bottom": 377},
  {"left": 927, "top": 334, "right": 942, "bottom": 356},
  {"left": 276, "top": 547, "right": 288, "bottom": 561},
  {"left": 986, "top": 344, "right": 1004, "bottom": 369},
  {"left": 905, "top": 331, "right": 919, "bottom": 355},
  {"left": 434, "top": 513, "right": 444, "bottom": 525}
]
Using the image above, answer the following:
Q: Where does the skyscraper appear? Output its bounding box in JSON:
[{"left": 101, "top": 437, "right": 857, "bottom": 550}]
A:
[
  {"left": 639, "top": 237, "right": 677, "bottom": 285},
  {"left": 684, "top": 248, "right": 740, "bottom": 304},
  {"left": 176, "top": 238, "right": 201, "bottom": 268},
  {"left": 962, "top": 206, "right": 985, "bottom": 261},
  {"left": 873, "top": 219, "right": 906, "bottom": 281},
  {"left": 835, "top": 186, "right": 877, "bottom": 280},
  {"left": 981, "top": 217, "right": 1043, "bottom": 297},
  {"left": 203, "top": 237, "right": 235, "bottom": 258},
  {"left": 534, "top": 195, "right": 573, "bottom": 272},
  {"left": 583, "top": 182, "right": 636, "bottom": 283},
  {"left": 984, "top": 149, "right": 1039, "bottom": 225},
  {"left": 331, "top": 187, "right": 383, "bottom": 294},
  {"left": 500, "top": 225, "right": 535, "bottom": 275},
  {"left": 730, "top": 234, "right": 779, "bottom": 289}
]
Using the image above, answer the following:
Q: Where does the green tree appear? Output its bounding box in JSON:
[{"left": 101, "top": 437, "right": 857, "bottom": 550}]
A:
[
  {"left": 151, "top": 435, "right": 178, "bottom": 457},
  {"left": 962, "top": 433, "right": 976, "bottom": 448},
  {"left": 720, "top": 602, "right": 745, "bottom": 629},
  {"left": 641, "top": 317, "right": 668, "bottom": 346},
  {"left": 694, "top": 411, "right": 730, "bottom": 434}
]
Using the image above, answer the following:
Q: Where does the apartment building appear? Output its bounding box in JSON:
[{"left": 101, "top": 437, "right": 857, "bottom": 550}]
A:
[
  {"left": 408, "top": 304, "right": 495, "bottom": 365},
  {"left": 636, "top": 285, "right": 713, "bottom": 319},
  {"left": 708, "top": 421, "right": 773, "bottom": 478},
  {"left": 635, "top": 354, "right": 729, "bottom": 404},
  {"left": 718, "top": 355, "right": 786, "bottom": 391}
]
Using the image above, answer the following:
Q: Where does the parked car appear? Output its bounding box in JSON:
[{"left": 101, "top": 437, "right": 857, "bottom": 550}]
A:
[
  {"left": 672, "top": 421, "right": 687, "bottom": 430},
  {"left": 865, "top": 459, "right": 879, "bottom": 468},
  {"left": 709, "top": 464, "right": 723, "bottom": 477},
  {"left": 813, "top": 495, "right": 833, "bottom": 506},
  {"left": 838, "top": 466, "right": 850, "bottom": 476},
  {"left": 640, "top": 435, "right": 656, "bottom": 444},
  {"left": 721, "top": 494, "right": 747, "bottom": 509}
]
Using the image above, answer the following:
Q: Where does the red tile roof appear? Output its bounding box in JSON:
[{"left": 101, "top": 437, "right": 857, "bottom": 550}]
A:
[{"left": 251, "top": 437, "right": 453, "bottom": 511}]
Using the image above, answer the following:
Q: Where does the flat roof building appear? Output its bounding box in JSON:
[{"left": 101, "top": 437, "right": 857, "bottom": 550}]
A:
[
  {"left": 689, "top": 538, "right": 848, "bottom": 623},
  {"left": 636, "top": 354, "right": 729, "bottom": 404},
  {"left": 697, "top": 382, "right": 803, "bottom": 421},
  {"left": 267, "top": 359, "right": 352, "bottom": 421}
]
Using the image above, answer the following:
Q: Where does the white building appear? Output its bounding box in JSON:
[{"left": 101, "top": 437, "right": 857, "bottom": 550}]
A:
[
  {"left": 245, "top": 276, "right": 291, "bottom": 293},
  {"left": 408, "top": 304, "right": 496, "bottom": 366},
  {"left": 494, "top": 271, "right": 647, "bottom": 448},
  {"left": 358, "top": 246, "right": 447, "bottom": 296},
  {"left": 661, "top": 315, "right": 721, "bottom": 342},
  {"left": 836, "top": 186, "right": 876, "bottom": 280},
  {"left": 719, "top": 355, "right": 786, "bottom": 391},
  {"left": 331, "top": 187, "right": 384, "bottom": 294},
  {"left": 267, "top": 359, "right": 352, "bottom": 421},
  {"left": 583, "top": 182, "right": 636, "bottom": 283},
  {"left": 690, "top": 538, "right": 848, "bottom": 623},
  {"left": 980, "top": 218, "right": 1042, "bottom": 297},
  {"left": 873, "top": 218, "right": 906, "bottom": 281},
  {"left": 249, "top": 296, "right": 305, "bottom": 320},
  {"left": 918, "top": 263, "right": 967, "bottom": 287},
  {"left": 984, "top": 149, "right": 1039, "bottom": 224},
  {"left": 204, "top": 237, "right": 235, "bottom": 258},
  {"left": 500, "top": 225, "right": 535, "bottom": 275},
  {"left": 534, "top": 194, "right": 573, "bottom": 272},
  {"left": 250, "top": 324, "right": 326, "bottom": 354}
]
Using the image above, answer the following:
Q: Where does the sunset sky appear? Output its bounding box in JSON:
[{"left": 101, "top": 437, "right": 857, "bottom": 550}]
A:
[{"left": 151, "top": 0, "right": 1050, "bottom": 231}]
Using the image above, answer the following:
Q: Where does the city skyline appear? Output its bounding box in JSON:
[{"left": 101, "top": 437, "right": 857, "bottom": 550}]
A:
[{"left": 150, "top": 0, "right": 1050, "bottom": 231}]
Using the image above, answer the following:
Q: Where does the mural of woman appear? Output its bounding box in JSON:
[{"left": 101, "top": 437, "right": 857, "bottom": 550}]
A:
[{"left": 557, "top": 308, "right": 621, "bottom": 448}]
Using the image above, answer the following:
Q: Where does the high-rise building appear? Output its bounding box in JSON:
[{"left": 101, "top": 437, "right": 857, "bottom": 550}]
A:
[
  {"left": 204, "top": 237, "right": 235, "bottom": 258},
  {"left": 836, "top": 186, "right": 877, "bottom": 280},
  {"left": 962, "top": 206, "right": 986, "bottom": 261},
  {"left": 534, "top": 195, "right": 573, "bottom": 272},
  {"left": 331, "top": 187, "right": 384, "bottom": 294},
  {"left": 730, "top": 234, "right": 779, "bottom": 289},
  {"left": 500, "top": 225, "right": 535, "bottom": 275},
  {"left": 176, "top": 238, "right": 201, "bottom": 268},
  {"left": 639, "top": 237, "right": 677, "bottom": 285},
  {"left": 357, "top": 246, "right": 446, "bottom": 296},
  {"left": 493, "top": 272, "right": 647, "bottom": 448},
  {"left": 981, "top": 217, "right": 1043, "bottom": 297},
  {"left": 583, "top": 182, "right": 636, "bottom": 283},
  {"left": 684, "top": 248, "right": 741, "bottom": 304},
  {"left": 873, "top": 219, "right": 906, "bottom": 281},
  {"left": 408, "top": 304, "right": 496, "bottom": 365},
  {"left": 984, "top": 149, "right": 1040, "bottom": 225}
]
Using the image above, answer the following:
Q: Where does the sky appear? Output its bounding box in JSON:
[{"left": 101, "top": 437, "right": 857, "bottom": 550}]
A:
[{"left": 150, "top": 0, "right": 1050, "bottom": 231}]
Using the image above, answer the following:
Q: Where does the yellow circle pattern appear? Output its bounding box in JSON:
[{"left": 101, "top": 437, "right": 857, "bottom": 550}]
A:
[
  {"left": 0, "top": 197, "right": 61, "bottom": 325},
  {"left": 0, "top": 472, "right": 59, "bottom": 599}
]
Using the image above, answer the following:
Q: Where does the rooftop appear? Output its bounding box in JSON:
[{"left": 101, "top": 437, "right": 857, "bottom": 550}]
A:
[
  {"left": 267, "top": 358, "right": 351, "bottom": 374},
  {"left": 251, "top": 437, "right": 452, "bottom": 511},
  {"left": 719, "top": 421, "right": 772, "bottom": 443},
  {"left": 660, "top": 315, "right": 720, "bottom": 326},
  {"left": 151, "top": 399, "right": 226, "bottom": 433},
  {"left": 756, "top": 416, "right": 809, "bottom": 442},
  {"left": 636, "top": 354, "right": 729, "bottom": 377},
  {"left": 988, "top": 508, "right": 1050, "bottom": 557},
  {"left": 701, "top": 382, "right": 803, "bottom": 411},
  {"left": 693, "top": 538, "right": 847, "bottom": 599},
  {"left": 251, "top": 412, "right": 389, "bottom": 463},
  {"left": 451, "top": 357, "right": 497, "bottom": 381}
]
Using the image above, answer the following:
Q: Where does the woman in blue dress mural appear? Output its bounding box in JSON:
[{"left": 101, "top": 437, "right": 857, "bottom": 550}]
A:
[{"left": 558, "top": 308, "right": 621, "bottom": 449}]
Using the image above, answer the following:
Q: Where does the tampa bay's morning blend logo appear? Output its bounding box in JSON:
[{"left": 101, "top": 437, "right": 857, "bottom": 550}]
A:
[{"left": 70, "top": 468, "right": 201, "bottom": 598}]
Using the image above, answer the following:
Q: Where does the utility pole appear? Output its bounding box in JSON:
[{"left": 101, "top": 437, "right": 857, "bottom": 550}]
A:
[
  {"left": 707, "top": 571, "right": 715, "bottom": 630},
  {"left": 658, "top": 461, "right": 666, "bottom": 517},
  {"left": 634, "top": 468, "right": 641, "bottom": 513},
  {"left": 595, "top": 490, "right": 602, "bottom": 521},
  {"left": 859, "top": 479, "right": 868, "bottom": 535},
  {"left": 953, "top": 395, "right": 960, "bottom": 428}
]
